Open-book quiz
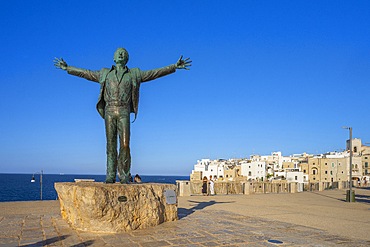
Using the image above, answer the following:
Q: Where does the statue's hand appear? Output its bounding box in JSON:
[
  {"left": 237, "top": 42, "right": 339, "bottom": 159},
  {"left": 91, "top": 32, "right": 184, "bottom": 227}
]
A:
[
  {"left": 53, "top": 57, "right": 68, "bottom": 70},
  {"left": 175, "top": 55, "right": 192, "bottom": 70}
]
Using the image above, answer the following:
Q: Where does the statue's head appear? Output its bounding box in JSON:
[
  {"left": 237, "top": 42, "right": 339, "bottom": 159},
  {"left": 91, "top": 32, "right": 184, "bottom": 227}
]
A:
[{"left": 113, "top": 48, "right": 129, "bottom": 65}]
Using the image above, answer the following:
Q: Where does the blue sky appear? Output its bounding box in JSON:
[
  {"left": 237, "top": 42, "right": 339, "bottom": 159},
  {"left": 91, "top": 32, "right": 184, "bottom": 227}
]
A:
[{"left": 0, "top": 1, "right": 369, "bottom": 175}]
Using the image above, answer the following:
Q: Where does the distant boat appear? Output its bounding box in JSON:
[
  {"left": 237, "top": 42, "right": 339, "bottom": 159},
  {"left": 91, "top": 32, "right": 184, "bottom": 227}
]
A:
[
  {"left": 74, "top": 179, "right": 95, "bottom": 182},
  {"left": 31, "top": 174, "right": 35, "bottom": 183}
]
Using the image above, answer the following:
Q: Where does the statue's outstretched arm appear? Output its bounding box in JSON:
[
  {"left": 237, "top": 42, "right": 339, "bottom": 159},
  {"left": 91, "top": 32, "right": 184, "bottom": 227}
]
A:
[
  {"left": 53, "top": 57, "right": 100, "bottom": 82},
  {"left": 140, "top": 55, "right": 192, "bottom": 82},
  {"left": 54, "top": 57, "right": 68, "bottom": 70},
  {"left": 175, "top": 55, "right": 192, "bottom": 70}
]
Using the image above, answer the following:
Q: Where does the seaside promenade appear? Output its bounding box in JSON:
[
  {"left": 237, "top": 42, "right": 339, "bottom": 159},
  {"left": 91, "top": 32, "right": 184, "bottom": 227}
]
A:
[{"left": 0, "top": 188, "right": 369, "bottom": 246}]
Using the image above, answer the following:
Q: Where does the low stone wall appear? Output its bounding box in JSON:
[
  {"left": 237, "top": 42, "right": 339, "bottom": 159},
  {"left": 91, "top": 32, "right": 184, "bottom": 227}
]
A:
[
  {"left": 243, "top": 182, "right": 298, "bottom": 194},
  {"left": 189, "top": 181, "right": 244, "bottom": 195},
  {"left": 304, "top": 181, "right": 349, "bottom": 192},
  {"left": 55, "top": 182, "right": 177, "bottom": 233},
  {"left": 182, "top": 181, "right": 294, "bottom": 195},
  {"left": 177, "top": 180, "right": 349, "bottom": 196}
]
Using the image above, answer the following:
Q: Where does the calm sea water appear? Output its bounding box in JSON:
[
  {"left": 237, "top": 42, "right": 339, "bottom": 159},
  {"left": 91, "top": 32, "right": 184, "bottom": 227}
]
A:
[{"left": 0, "top": 173, "right": 189, "bottom": 202}]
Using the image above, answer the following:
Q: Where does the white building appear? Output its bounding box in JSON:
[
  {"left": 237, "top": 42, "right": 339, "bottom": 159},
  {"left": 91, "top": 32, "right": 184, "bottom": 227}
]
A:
[
  {"left": 250, "top": 151, "right": 285, "bottom": 172},
  {"left": 192, "top": 159, "right": 226, "bottom": 179},
  {"left": 241, "top": 160, "right": 267, "bottom": 181},
  {"left": 274, "top": 169, "right": 305, "bottom": 183},
  {"left": 286, "top": 169, "right": 305, "bottom": 183}
]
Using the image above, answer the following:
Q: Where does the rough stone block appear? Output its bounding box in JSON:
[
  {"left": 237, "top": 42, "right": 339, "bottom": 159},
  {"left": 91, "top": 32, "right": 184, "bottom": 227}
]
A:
[{"left": 54, "top": 182, "right": 177, "bottom": 233}]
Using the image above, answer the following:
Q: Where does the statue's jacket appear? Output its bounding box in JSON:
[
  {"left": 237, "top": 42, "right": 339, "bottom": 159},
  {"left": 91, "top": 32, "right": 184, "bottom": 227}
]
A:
[{"left": 66, "top": 64, "right": 176, "bottom": 121}]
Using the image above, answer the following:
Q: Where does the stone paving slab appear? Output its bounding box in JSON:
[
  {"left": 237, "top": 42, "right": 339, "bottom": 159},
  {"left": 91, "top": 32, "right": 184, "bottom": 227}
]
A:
[{"left": 1, "top": 188, "right": 370, "bottom": 246}]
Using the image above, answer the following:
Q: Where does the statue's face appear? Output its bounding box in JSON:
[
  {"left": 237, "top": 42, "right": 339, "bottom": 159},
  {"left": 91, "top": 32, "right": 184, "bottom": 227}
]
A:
[{"left": 114, "top": 48, "right": 129, "bottom": 65}]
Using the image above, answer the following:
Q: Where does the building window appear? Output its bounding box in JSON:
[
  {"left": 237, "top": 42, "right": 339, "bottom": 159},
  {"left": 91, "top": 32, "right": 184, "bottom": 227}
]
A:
[
  {"left": 295, "top": 176, "right": 298, "bottom": 180},
  {"left": 354, "top": 146, "right": 357, "bottom": 152},
  {"left": 325, "top": 163, "right": 328, "bottom": 166},
  {"left": 332, "top": 163, "right": 334, "bottom": 167},
  {"left": 330, "top": 171, "right": 333, "bottom": 175},
  {"left": 365, "top": 162, "right": 368, "bottom": 168},
  {"left": 303, "top": 170, "right": 306, "bottom": 173},
  {"left": 325, "top": 171, "right": 328, "bottom": 174},
  {"left": 339, "top": 163, "right": 341, "bottom": 166},
  {"left": 313, "top": 170, "right": 316, "bottom": 175},
  {"left": 248, "top": 171, "right": 252, "bottom": 176}
]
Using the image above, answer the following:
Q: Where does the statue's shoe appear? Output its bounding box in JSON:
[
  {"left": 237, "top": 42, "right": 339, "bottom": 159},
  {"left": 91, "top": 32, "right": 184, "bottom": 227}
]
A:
[{"left": 105, "top": 178, "right": 116, "bottom": 183}]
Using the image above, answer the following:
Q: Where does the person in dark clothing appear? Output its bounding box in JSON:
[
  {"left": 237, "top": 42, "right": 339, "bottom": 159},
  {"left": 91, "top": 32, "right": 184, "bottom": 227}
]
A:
[
  {"left": 134, "top": 174, "right": 142, "bottom": 183},
  {"left": 202, "top": 176, "right": 208, "bottom": 195}
]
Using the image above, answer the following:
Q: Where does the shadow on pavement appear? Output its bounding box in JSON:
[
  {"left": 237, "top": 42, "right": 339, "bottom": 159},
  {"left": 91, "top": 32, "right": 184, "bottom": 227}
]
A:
[
  {"left": 310, "top": 191, "right": 346, "bottom": 202},
  {"left": 358, "top": 186, "right": 370, "bottom": 190},
  {"left": 311, "top": 188, "right": 370, "bottom": 204},
  {"left": 178, "top": 200, "right": 234, "bottom": 219},
  {"left": 350, "top": 188, "right": 370, "bottom": 204},
  {"left": 355, "top": 194, "right": 370, "bottom": 204},
  {"left": 20, "top": 235, "right": 70, "bottom": 247},
  {"left": 71, "top": 240, "right": 95, "bottom": 247}
]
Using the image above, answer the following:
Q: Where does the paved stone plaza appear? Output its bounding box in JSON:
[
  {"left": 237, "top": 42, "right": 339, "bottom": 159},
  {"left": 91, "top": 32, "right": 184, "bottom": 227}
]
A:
[{"left": 0, "top": 188, "right": 369, "bottom": 246}]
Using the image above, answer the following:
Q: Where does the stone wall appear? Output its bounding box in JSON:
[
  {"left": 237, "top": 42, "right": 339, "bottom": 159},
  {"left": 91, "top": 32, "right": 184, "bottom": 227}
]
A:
[
  {"left": 243, "top": 182, "right": 297, "bottom": 194},
  {"left": 177, "top": 180, "right": 349, "bottom": 196},
  {"left": 304, "top": 181, "right": 349, "bottom": 191},
  {"left": 189, "top": 181, "right": 244, "bottom": 195}
]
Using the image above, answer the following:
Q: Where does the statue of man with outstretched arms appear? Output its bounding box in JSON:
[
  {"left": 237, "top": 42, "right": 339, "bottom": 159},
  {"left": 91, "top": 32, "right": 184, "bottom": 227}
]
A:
[{"left": 54, "top": 48, "right": 191, "bottom": 183}]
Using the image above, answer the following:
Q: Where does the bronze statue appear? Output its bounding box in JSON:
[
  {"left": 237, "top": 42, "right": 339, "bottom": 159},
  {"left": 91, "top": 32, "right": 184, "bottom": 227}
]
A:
[{"left": 54, "top": 48, "right": 191, "bottom": 183}]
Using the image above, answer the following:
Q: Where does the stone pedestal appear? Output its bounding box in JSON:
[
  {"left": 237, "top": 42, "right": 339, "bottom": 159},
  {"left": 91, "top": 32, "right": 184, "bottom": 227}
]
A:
[
  {"left": 54, "top": 182, "right": 177, "bottom": 233},
  {"left": 176, "top": 180, "right": 191, "bottom": 196}
]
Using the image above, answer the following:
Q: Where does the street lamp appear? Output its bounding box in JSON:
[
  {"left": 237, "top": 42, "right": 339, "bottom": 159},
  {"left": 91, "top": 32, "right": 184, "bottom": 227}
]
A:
[
  {"left": 31, "top": 170, "right": 43, "bottom": 200},
  {"left": 342, "top": 127, "right": 354, "bottom": 202}
]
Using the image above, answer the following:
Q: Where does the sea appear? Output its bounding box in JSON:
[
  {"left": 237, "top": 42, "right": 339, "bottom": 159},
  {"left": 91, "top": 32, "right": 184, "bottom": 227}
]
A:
[{"left": 0, "top": 173, "right": 189, "bottom": 202}]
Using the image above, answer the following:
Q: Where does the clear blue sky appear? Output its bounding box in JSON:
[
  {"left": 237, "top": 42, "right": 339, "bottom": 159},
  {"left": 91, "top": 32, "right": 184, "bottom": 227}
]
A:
[{"left": 0, "top": 1, "right": 369, "bottom": 175}]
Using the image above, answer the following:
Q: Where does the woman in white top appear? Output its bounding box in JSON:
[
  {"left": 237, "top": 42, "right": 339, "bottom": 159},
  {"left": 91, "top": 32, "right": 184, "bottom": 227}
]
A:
[{"left": 209, "top": 175, "right": 215, "bottom": 195}]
